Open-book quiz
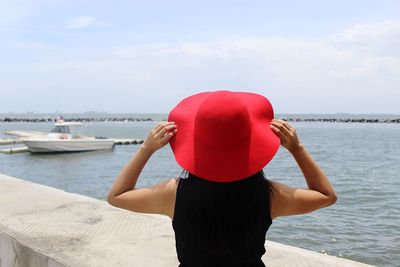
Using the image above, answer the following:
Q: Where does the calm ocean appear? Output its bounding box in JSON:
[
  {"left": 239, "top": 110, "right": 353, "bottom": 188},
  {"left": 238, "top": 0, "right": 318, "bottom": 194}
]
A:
[{"left": 0, "top": 113, "right": 399, "bottom": 266}]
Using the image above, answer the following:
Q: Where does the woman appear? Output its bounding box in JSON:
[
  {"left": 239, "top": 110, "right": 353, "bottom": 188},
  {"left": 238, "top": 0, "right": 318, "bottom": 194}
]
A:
[{"left": 107, "top": 91, "right": 337, "bottom": 266}]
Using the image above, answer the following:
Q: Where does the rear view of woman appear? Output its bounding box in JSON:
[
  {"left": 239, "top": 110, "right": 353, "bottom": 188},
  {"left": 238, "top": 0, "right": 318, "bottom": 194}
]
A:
[{"left": 107, "top": 91, "right": 337, "bottom": 266}]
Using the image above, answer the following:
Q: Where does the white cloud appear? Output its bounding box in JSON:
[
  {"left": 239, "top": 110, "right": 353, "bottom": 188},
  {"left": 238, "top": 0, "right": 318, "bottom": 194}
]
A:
[
  {"left": 333, "top": 21, "right": 400, "bottom": 43},
  {"left": 0, "top": 1, "right": 35, "bottom": 25},
  {"left": 1, "top": 21, "right": 400, "bottom": 113},
  {"left": 64, "top": 16, "right": 98, "bottom": 29},
  {"left": 330, "top": 21, "right": 400, "bottom": 58}
]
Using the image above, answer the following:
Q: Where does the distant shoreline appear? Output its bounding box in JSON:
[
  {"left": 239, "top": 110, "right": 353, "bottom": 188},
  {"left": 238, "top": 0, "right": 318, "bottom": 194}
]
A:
[
  {"left": 0, "top": 117, "right": 155, "bottom": 123},
  {"left": 0, "top": 117, "right": 399, "bottom": 123}
]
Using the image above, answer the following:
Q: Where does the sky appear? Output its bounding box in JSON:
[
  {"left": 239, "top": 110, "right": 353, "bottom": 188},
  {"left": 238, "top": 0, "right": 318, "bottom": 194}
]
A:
[{"left": 0, "top": 0, "right": 400, "bottom": 114}]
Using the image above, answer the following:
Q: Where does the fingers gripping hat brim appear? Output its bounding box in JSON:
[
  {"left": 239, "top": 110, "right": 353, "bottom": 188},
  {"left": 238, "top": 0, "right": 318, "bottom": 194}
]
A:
[{"left": 168, "top": 91, "right": 280, "bottom": 182}]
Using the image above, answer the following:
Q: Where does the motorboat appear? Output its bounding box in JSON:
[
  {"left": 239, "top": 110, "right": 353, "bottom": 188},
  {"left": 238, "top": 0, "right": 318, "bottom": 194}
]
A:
[{"left": 22, "top": 121, "right": 115, "bottom": 153}]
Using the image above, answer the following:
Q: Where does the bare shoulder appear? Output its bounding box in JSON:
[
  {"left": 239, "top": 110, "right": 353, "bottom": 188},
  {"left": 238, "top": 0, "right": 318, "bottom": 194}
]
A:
[
  {"left": 269, "top": 180, "right": 336, "bottom": 220},
  {"left": 107, "top": 178, "right": 179, "bottom": 219},
  {"left": 151, "top": 177, "right": 179, "bottom": 191},
  {"left": 164, "top": 178, "right": 179, "bottom": 218},
  {"left": 151, "top": 178, "right": 179, "bottom": 219},
  {"left": 269, "top": 180, "right": 293, "bottom": 220},
  {"left": 270, "top": 180, "right": 296, "bottom": 199}
]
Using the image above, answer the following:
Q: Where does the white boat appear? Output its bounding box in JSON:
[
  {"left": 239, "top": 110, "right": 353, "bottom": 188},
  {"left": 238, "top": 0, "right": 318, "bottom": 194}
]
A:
[{"left": 23, "top": 121, "right": 114, "bottom": 153}]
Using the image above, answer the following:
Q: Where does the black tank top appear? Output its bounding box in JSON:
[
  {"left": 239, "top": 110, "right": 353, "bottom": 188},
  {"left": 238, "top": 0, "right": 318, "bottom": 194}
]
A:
[{"left": 172, "top": 172, "right": 272, "bottom": 267}]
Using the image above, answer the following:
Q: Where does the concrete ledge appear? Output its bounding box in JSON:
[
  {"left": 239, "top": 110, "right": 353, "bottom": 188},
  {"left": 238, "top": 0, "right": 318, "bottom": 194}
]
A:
[
  {"left": 0, "top": 174, "right": 374, "bottom": 267},
  {"left": 0, "top": 229, "right": 69, "bottom": 267}
]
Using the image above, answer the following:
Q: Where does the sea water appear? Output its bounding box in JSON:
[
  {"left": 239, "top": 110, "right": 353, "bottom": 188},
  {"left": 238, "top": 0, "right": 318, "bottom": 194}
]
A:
[{"left": 0, "top": 114, "right": 399, "bottom": 266}]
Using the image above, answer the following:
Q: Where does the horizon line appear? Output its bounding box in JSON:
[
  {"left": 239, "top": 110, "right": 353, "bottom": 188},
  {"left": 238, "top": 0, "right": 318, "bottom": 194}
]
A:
[{"left": 1, "top": 112, "right": 400, "bottom": 116}]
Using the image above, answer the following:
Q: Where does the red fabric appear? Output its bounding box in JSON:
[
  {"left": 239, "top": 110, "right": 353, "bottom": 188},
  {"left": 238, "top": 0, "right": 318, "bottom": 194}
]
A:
[{"left": 168, "top": 90, "right": 280, "bottom": 182}]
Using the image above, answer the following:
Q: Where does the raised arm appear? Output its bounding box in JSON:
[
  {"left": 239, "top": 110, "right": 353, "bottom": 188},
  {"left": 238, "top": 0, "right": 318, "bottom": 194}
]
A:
[
  {"left": 107, "top": 121, "right": 177, "bottom": 218},
  {"left": 269, "top": 119, "right": 337, "bottom": 219}
]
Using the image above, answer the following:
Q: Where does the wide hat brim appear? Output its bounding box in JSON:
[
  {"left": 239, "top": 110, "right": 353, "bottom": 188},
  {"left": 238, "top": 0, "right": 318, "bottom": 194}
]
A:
[{"left": 168, "top": 90, "right": 281, "bottom": 182}]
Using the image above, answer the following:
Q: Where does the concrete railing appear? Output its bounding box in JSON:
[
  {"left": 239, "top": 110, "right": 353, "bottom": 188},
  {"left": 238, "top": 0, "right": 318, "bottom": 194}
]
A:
[{"left": 0, "top": 174, "right": 374, "bottom": 267}]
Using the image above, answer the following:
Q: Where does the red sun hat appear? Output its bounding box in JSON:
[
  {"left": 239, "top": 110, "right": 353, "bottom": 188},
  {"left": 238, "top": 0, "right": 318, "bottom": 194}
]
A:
[{"left": 168, "top": 90, "right": 281, "bottom": 182}]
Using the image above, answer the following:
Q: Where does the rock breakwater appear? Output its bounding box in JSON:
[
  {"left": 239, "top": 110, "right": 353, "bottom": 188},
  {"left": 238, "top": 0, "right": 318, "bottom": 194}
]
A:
[
  {"left": 0, "top": 117, "right": 154, "bottom": 123},
  {"left": 1, "top": 117, "right": 399, "bottom": 123}
]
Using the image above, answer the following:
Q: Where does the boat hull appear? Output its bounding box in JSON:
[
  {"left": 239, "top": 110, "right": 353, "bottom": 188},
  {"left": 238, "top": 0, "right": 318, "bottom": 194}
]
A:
[{"left": 23, "top": 140, "right": 115, "bottom": 153}]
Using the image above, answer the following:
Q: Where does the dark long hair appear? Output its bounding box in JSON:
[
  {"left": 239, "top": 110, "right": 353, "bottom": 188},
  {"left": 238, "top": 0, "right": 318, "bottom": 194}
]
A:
[
  {"left": 173, "top": 169, "right": 274, "bottom": 265},
  {"left": 177, "top": 168, "right": 274, "bottom": 211}
]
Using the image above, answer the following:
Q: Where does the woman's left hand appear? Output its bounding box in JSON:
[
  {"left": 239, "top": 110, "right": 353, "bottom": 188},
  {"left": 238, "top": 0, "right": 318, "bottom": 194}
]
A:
[
  {"left": 142, "top": 121, "right": 177, "bottom": 154},
  {"left": 270, "top": 119, "right": 302, "bottom": 154}
]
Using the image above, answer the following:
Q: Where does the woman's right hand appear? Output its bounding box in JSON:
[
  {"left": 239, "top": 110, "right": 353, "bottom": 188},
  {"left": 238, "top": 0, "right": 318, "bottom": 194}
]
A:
[{"left": 270, "top": 119, "right": 303, "bottom": 154}]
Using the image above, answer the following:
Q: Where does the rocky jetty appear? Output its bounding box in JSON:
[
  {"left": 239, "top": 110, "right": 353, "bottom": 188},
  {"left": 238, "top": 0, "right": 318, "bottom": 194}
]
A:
[
  {"left": 283, "top": 118, "right": 400, "bottom": 123},
  {"left": 1, "top": 117, "right": 400, "bottom": 123},
  {"left": 0, "top": 117, "right": 154, "bottom": 123}
]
